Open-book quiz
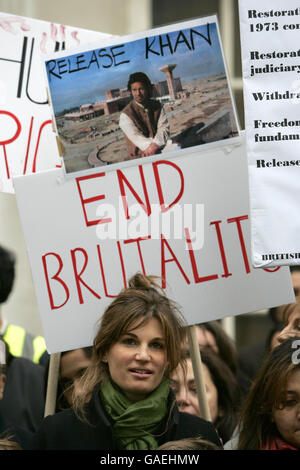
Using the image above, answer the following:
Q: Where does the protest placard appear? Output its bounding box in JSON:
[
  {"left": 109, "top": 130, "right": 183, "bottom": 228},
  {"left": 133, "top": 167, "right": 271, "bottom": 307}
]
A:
[
  {"left": 239, "top": 0, "right": 300, "bottom": 267},
  {"left": 13, "top": 134, "right": 294, "bottom": 353},
  {"left": 0, "top": 11, "right": 111, "bottom": 194},
  {"left": 44, "top": 15, "right": 240, "bottom": 178}
]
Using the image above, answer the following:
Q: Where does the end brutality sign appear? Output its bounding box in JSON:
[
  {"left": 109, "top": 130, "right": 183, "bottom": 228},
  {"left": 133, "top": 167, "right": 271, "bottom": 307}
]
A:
[{"left": 13, "top": 135, "right": 294, "bottom": 353}]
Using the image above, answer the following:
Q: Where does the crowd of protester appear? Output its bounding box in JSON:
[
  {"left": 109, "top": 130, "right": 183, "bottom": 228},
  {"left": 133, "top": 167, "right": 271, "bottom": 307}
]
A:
[{"left": 0, "top": 244, "right": 299, "bottom": 451}]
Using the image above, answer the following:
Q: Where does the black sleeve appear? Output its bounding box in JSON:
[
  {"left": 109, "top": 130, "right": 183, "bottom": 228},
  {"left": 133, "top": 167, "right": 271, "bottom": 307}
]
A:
[
  {"left": 176, "top": 412, "right": 223, "bottom": 448},
  {"left": 27, "top": 416, "right": 54, "bottom": 450}
]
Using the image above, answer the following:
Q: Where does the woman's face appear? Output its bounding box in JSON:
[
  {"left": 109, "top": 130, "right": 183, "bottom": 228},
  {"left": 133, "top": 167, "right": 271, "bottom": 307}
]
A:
[
  {"left": 273, "top": 368, "right": 300, "bottom": 448},
  {"left": 103, "top": 317, "right": 168, "bottom": 402},
  {"left": 170, "top": 359, "right": 219, "bottom": 423}
]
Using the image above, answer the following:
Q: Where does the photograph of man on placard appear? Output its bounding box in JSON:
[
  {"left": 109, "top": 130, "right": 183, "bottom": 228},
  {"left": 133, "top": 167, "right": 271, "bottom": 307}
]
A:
[
  {"left": 119, "top": 71, "right": 175, "bottom": 159},
  {"left": 45, "top": 17, "right": 240, "bottom": 175}
]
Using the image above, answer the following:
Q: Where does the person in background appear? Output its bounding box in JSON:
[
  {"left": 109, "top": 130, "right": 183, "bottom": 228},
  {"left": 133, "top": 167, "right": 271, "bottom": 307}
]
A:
[
  {"left": 225, "top": 303, "right": 300, "bottom": 450},
  {"left": 0, "top": 245, "right": 47, "bottom": 366},
  {"left": 0, "top": 335, "right": 45, "bottom": 446},
  {"left": 0, "top": 338, "right": 20, "bottom": 450},
  {"left": 0, "top": 338, "right": 7, "bottom": 401},
  {"left": 239, "top": 289, "right": 300, "bottom": 382},
  {"left": 185, "top": 322, "right": 238, "bottom": 376},
  {"left": 170, "top": 349, "right": 240, "bottom": 445},
  {"left": 182, "top": 321, "right": 249, "bottom": 396},
  {"left": 237, "top": 337, "right": 300, "bottom": 450},
  {"left": 238, "top": 266, "right": 300, "bottom": 384},
  {"left": 50, "top": 347, "right": 93, "bottom": 411},
  {"left": 274, "top": 296, "right": 300, "bottom": 347},
  {"left": 288, "top": 266, "right": 300, "bottom": 297},
  {"left": 29, "top": 274, "right": 221, "bottom": 450}
]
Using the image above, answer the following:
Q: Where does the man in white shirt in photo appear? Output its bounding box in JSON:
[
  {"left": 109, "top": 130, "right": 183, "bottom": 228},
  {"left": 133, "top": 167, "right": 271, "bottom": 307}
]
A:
[{"left": 119, "top": 72, "right": 171, "bottom": 160}]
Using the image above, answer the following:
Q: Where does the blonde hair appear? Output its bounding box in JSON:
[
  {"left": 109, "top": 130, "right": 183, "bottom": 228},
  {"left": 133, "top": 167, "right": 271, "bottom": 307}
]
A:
[{"left": 73, "top": 273, "right": 186, "bottom": 417}]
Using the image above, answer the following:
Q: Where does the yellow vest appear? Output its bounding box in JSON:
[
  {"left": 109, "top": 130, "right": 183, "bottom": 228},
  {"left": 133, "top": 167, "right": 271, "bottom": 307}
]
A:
[{"left": 3, "top": 324, "right": 46, "bottom": 364}]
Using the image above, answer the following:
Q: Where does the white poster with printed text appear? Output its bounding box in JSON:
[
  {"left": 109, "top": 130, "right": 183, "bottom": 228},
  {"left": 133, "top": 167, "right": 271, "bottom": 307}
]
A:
[
  {"left": 13, "top": 135, "right": 294, "bottom": 353},
  {"left": 239, "top": 0, "right": 300, "bottom": 267},
  {"left": 0, "top": 11, "right": 111, "bottom": 193}
]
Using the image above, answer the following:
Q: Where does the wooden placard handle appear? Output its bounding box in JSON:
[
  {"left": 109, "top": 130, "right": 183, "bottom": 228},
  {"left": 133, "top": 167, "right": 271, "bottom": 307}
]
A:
[
  {"left": 187, "top": 325, "right": 211, "bottom": 422},
  {"left": 44, "top": 352, "right": 61, "bottom": 417}
]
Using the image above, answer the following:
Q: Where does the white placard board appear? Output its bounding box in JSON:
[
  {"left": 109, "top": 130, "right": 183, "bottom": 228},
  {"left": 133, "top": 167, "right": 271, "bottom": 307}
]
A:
[
  {"left": 239, "top": 0, "right": 300, "bottom": 267},
  {"left": 0, "top": 12, "right": 111, "bottom": 194},
  {"left": 13, "top": 135, "right": 294, "bottom": 353}
]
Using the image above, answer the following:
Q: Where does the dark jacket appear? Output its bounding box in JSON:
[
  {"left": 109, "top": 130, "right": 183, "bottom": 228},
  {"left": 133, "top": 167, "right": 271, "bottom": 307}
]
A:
[
  {"left": 28, "top": 388, "right": 221, "bottom": 450},
  {"left": 0, "top": 354, "right": 46, "bottom": 449},
  {"left": 0, "top": 354, "right": 45, "bottom": 433}
]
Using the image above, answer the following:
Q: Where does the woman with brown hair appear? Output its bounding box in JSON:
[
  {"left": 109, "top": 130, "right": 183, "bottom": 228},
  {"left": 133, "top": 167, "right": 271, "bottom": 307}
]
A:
[
  {"left": 191, "top": 322, "right": 238, "bottom": 376},
  {"left": 237, "top": 336, "right": 300, "bottom": 450},
  {"left": 170, "top": 349, "right": 241, "bottom": 445},
  {"left": 29, "top": 273, "right": 221, "bottom": 450},
  {"left": 182, "top": 321, "right": 250, "bottom": 395}
]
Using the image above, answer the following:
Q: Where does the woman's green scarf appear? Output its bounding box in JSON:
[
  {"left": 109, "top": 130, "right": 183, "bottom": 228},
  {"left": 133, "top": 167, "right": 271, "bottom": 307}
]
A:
[{"left": 100, "top": 377, "right": 170, "bottom": 450}]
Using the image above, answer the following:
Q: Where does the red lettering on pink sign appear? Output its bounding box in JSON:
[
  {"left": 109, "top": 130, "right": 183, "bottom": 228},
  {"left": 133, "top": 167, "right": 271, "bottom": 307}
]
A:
[
  {"left": 153, "top": 160, "right": 184, "bottom": 212},
  {"left": 210, "top": 220, "right": 232, "bottom": 278},
  {"left": 76, "top": 172, "right": 112, "bottom": 227},
  {"left": 161, "top": 234, "right": 190, "bottom": 288},
  {"left": 185, "top": 228, "right": 218, "bottom": 283},
  {"left": 31, "top": 119, "right": 52, "bottom": 173},
  {"left": 42, "top": 252, "right": 70, "bottom": 310},
  {"left": 70, "top": 248, "right": 101, "bottom": 304},
  {"left": 227, "top": 215, "right": 250, "bottom": 274},
  {"left": 117, "top": 241, "right": 127, "bottom": 288},
  {"left": 263, "top": 267, "right": 281, "bottom": 273},
  {"left": 96, "top": 244, "right": 117, "bottom": 298},
  {"left": 117, "top": 166, "right": 151, "bottom": 220},
  {"left": 124, "top": 236, "right": 151, "bottom": 275},
  {"left": 0, "top": 110, "right": 22, "bottom": 179}
]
